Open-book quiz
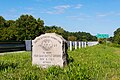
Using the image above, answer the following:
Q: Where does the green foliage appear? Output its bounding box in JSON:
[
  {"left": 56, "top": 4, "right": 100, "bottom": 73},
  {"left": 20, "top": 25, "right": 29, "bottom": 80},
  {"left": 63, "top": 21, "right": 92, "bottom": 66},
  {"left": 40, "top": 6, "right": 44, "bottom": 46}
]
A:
[
  {"left": 0, "top": 45, "right": 120, "bottom": 80},
  {"left": 44, "top": 25, "right": 66, "bottom": 40},
  {"left": 113, "top": 28, "right": 120, "bottom": 44},
  {"left": 45, "top": 26, "right": 64, "bottom": 34},
  {"left": 108, "top": 37, "right": 114, "bottom": 42},
  {"left": 98, "top": 38, "right": 106, "bottom": 44},
  {"left": 107, "top": 42, "right": 120, "bottom": 48},
  {"left": 66, "top": 31, "right": 97, "bottom": 41},
  {"left": 0, "top": 16, "right": 6, "bottom": 28},
  {"left": 44, "top": 26, "right": 97, "bottom": 41},
  {"left": 15, "top": 15, "right": 44, "bottom": 40},
  {"left": 0, "top": 15, "right": 97, "bottom": 41},
  {"left": 0, "top": 15, "right": 44, "bottom": 41},
  {"left": 68, "top": 36, "right": 77, "bottom": 41}
]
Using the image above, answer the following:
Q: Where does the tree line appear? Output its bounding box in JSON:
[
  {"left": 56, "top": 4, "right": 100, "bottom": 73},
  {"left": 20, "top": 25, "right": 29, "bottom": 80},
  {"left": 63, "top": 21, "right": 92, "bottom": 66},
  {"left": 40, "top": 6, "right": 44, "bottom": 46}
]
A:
[
  {"left": 0, "top": 14, "right": 119, "bottom": 44},
  {"left": 0, "top": 14, "right": 97, "bottom": 41}
]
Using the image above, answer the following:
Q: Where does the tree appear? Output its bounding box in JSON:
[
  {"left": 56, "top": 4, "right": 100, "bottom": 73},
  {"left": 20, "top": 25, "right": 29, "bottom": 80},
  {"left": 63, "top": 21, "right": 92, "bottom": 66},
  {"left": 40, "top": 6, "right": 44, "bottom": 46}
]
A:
[
  {"left": 113, "top": 28, "right": 120, "bottom": 44},
  {"left": 0, "top": 16, "right": 6, "bottom": 28},
  {"left": 108, "top": 37, "right": 113, "bottom": 42},
  {"left": 15, "top": 14, "right": 44, "bottom": 40},
  {"left": 0, "top": 21, "right": 17, "bottom": 40},
  {"left": 6, "top": 20, "right": 15, "bottom": 27},
  {"left": 0, "top": 16, "right": 6, "bottom": 40},
  {"left": 45, "top": 26, "right": 66, "bottom": 38},
  {"left": 68, "top": 36, "right": 77, "bottom": 41},
  {"left": 81, "top": 36, "right": 87, "bottom": 41},
  {"left": 45, "top": 26, "right": 64, "bottom": 34}
]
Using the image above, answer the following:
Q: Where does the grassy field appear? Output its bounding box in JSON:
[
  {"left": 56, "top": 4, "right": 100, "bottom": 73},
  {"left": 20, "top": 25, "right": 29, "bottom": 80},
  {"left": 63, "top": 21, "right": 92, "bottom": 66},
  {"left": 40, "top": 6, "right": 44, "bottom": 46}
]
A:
[{"left": 0, "top": 45, "right": 120, "bottom": 80}]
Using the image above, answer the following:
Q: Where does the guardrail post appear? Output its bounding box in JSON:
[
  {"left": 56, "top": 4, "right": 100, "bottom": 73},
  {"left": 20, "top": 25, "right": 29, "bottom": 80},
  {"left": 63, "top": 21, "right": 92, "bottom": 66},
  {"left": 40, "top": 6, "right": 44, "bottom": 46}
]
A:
[
  {"left": 25, "top": 40, "right": 32, "bottom": 51},
  {"left": 84, "top": 42, "right": 86, "bottom": 48},
  {"left": 79, "top": 42, "right": 81, "bottom": 48},
  {"left": 81, "top": 42, "right": 84, "bottom": 48},
  {"left": 75, "top": 41, "right": 77, "bottom": 50},
  {"left": 70, "top": 41, "right": 72, "bottom": 51}
]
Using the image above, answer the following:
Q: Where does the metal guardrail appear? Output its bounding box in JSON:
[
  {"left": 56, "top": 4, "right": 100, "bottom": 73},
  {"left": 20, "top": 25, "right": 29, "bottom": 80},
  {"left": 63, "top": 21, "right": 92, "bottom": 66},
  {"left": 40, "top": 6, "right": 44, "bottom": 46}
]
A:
[
  {"left": 0, "top": 40, "right": 98, "bottom": 53},
  {"left": 0, "top": 41, "right": 26, "bottom": 53}
]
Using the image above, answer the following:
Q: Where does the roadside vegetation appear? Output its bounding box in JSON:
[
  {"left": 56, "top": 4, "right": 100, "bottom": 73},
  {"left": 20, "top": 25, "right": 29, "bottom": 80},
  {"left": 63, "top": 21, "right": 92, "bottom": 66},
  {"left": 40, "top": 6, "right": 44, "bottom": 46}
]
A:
[{"left": 0, "top": 44, "right": 120, "bottom": 80}]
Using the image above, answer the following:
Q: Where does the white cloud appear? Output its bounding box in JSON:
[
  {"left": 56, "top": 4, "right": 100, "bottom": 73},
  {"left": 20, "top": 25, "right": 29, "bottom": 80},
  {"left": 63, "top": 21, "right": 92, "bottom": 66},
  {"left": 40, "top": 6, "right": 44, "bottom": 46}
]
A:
[
  {"left": 43, "top": 4, "right": 83, "bottom": 14},
  {"left": 44, "top": 5, "right": 71, "bottom": 14},
  {"left": 74, "top": 4, "right": 83, "bottom": 9},
  {"left": 53, "top": 5, "right": 70, "bottom": 14},
  {"left": 54, "top": 5, "right": 70, "bottom": 10}
]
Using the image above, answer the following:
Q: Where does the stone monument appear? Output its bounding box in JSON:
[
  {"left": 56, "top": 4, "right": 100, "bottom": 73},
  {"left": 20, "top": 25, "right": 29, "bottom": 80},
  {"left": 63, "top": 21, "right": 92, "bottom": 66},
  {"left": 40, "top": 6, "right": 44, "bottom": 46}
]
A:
[{"left": 32, "top": 33, "right": 68, "bottom": 68}]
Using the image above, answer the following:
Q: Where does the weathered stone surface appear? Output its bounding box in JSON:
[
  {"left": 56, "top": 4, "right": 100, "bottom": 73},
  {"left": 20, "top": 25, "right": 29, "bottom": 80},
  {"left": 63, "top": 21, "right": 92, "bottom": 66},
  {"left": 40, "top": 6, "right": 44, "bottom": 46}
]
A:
[{"left": 32, "top": 33, "right": 68, "bottom": 68}]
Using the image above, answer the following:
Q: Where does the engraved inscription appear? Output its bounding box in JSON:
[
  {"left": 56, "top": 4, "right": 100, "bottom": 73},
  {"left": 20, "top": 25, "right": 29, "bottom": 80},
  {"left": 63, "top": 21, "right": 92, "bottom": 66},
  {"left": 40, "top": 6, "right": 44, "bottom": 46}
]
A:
[{"left": 40, "top": 39, "right": 53, "bottom": 51}]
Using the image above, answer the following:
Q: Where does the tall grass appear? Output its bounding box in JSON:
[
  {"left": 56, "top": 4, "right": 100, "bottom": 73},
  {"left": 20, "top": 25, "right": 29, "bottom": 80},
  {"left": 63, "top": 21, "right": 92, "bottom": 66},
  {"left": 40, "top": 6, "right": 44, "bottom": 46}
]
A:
[{"left": 0, "top": 45, "right": 120, "bottom": 80}]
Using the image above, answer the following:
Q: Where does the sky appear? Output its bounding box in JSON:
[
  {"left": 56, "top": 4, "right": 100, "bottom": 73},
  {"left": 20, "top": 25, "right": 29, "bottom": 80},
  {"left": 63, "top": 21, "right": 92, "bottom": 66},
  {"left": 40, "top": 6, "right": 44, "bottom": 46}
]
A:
[{"left": 0, "top": 0, "right": 120, "bottom": 36}]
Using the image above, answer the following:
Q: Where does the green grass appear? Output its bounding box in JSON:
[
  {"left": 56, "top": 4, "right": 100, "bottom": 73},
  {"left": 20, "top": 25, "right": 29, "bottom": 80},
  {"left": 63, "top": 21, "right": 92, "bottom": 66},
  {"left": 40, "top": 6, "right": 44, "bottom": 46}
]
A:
[{"left": 0, "top": 45, "right": 120, "bottom": 80}]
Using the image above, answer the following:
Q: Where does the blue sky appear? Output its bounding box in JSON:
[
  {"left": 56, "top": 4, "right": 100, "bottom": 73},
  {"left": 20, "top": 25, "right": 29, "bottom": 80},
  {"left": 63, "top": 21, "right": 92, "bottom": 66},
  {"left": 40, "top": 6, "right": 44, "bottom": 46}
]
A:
[{"left": 0, "top": 0, "right": 120, "bottom": 36}]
